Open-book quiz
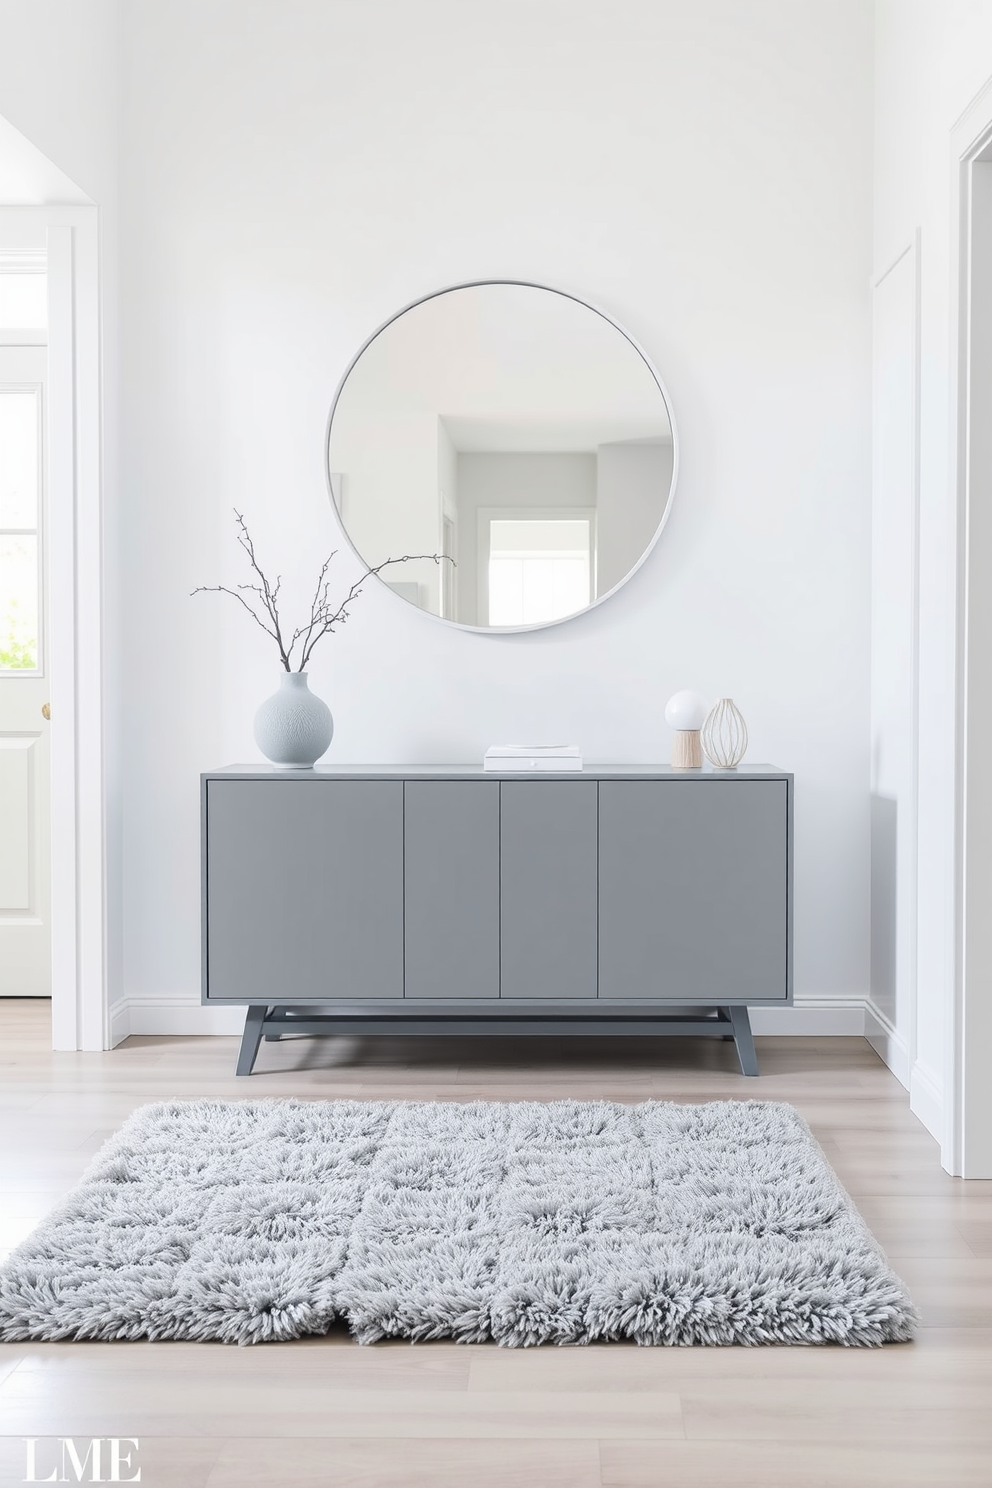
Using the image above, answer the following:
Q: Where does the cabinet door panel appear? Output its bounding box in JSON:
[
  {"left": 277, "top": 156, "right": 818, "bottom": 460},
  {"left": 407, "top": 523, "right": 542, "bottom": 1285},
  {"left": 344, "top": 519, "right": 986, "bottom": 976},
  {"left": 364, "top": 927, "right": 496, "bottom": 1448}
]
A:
[
  {"left": 598, "top": 781, "right": 788, "bottom": 1001},
  {"left": 500, "top": 781, "right": 598, "bottom": 1000},
  {"left": 404, "top": 782, "right": 500, "bottom": 1000},
  {"left": 206, "top": 780, "right": 403, "bottom": 1001}
]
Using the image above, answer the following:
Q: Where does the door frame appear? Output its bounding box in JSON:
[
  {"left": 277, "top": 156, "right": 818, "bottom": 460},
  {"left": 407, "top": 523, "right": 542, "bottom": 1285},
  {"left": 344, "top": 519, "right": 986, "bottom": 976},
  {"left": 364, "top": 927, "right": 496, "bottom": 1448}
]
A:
[
  {"left": 0, "top": 206, "right": 105, "bottom": 1051},
  {"left": 949, "top": 82, "right": 992, "bottom": 1177}
]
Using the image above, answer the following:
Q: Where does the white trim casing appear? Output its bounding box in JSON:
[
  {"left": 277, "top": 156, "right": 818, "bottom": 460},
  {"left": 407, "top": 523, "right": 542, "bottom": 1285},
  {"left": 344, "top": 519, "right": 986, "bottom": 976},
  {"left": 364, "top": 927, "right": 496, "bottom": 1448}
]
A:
[
  {"left": 45, "top": 225, "right": 79, "bottom": 1049},
  {"left": 66, "top": 217, "right": 107, "bottom": 1053},
  {"left": 865, "top": 234, "right": 922, "bottom": 1111},
  {"left": 949, "top": 81, "right": 992, "bottom": 1177}
]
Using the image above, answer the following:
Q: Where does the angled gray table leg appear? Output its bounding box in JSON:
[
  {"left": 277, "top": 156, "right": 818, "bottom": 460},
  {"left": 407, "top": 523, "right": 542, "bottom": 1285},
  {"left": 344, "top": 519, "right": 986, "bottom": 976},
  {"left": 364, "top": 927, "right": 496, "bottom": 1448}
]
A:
[
  {"left": 727, "top": 1005, "right": 759, "bottom": 1077},
  {"left": 237, "top": 1004, "right": 268, "bottom": 1076}
]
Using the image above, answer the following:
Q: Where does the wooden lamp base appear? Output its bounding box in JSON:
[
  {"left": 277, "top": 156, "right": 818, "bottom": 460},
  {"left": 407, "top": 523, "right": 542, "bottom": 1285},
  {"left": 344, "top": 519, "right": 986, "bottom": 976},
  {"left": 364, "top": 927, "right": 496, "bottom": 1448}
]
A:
[{"left": 671, "top": 729, "right": 703, "bottom": 770}]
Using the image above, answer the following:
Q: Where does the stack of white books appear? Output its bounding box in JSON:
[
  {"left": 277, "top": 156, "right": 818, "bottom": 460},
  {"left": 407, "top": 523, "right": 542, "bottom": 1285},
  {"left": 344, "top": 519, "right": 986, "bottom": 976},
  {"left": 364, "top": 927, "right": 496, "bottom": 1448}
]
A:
[{"left": 483, "top": 744, "right": 583, "bottom": 773}]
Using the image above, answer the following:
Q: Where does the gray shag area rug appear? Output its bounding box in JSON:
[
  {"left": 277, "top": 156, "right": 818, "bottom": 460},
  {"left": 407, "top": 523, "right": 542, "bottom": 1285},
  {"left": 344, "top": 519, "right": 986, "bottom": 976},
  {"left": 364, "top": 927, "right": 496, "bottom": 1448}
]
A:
[{"left": 0, "top": 1098, "right": 917, "bottom": 1348}]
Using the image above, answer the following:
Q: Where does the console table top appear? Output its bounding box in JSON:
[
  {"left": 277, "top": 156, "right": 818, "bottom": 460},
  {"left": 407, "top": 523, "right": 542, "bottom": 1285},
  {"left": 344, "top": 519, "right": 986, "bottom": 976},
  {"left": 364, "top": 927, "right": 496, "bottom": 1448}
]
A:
[{"left": 205, "top": 763, "right": 791, "bottom": 782}]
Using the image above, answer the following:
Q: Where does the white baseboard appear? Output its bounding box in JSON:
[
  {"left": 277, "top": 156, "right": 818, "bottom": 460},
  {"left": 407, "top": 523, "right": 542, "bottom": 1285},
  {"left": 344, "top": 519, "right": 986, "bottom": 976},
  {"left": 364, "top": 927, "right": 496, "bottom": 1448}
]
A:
[
  {"left": 864, "top": 1000, "right": 910, "bottom": 1089},
  {"left": 108, "top": 996, "right": 130, "bottom": 1048},
  {"left": 749, "top": 1000, "right": 865, "bottom": 1036},
  {"left": 910, "top": 1060, "right": 943, "bottom": 1143},
  {"left": 112, "top": 995, "right": 866, "bottom": 1041},
  {"left": 113, "top": 996, "right": 244, "bottom": 1038}
]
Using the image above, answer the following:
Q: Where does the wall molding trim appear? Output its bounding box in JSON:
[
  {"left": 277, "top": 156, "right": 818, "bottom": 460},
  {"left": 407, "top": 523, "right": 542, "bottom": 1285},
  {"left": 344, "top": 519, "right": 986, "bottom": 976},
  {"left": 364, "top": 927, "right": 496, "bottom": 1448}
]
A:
[
  {"left": 750, "top": 999, "right": 865, "bottom": 1037},
  {"left": 109, "top": 996, "right": 243, "bottom": 1044},
  {"left": 910, "top": 1059, "right": 943, "bottom": 1144},
  {"left": 864, "top": 999, "right": 910, "bottom": 1089},
  {"left": 108, "top": 996, "right": 130, "bottom": 1048},
  {"left": 111, "top": 993, "right": 867, "bottom": 1044}
]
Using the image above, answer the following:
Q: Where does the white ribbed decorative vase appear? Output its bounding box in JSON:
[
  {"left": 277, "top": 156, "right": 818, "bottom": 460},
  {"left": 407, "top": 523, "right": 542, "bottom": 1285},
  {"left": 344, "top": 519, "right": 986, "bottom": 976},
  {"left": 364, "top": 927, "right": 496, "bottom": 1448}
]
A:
[
  {"left": 700, "top": 697, "right": 748, "bottom": 770},
  {"left": 253, "top": 672, "right": 333, "bottom": 769}
]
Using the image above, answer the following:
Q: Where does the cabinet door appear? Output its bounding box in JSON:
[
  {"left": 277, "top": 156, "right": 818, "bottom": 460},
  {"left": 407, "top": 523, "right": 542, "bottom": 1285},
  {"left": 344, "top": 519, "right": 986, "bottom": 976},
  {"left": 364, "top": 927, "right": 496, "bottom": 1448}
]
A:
[
  {"left": 205, "top": 780, "right": 403, "bottom": 1001},
  {"left": 598, "top": 781, "right": 788, "bottom": 1002},
  {"left": 404, "top": 781, "right": 500, "bottom": 1000},
  {"left": 500, "top": 781, "right": 598, "bottom": 1000}
]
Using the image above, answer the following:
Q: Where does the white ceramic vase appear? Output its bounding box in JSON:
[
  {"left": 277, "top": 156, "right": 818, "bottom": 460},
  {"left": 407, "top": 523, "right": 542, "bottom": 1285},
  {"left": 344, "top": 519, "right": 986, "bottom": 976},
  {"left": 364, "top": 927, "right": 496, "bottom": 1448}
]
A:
[
  {"left": 700, "top": 697, "right": 748, "bottom": 769},
  {"left": 253, "top": 671, "right": 333, "bottom": 769}
]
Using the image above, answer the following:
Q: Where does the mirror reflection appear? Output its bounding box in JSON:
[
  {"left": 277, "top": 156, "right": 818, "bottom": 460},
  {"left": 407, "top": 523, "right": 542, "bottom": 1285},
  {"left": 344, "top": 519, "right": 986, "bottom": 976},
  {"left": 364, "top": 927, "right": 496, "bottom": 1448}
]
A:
[{"left": 327, "top": 282, "right": 676, "bottom": 630}]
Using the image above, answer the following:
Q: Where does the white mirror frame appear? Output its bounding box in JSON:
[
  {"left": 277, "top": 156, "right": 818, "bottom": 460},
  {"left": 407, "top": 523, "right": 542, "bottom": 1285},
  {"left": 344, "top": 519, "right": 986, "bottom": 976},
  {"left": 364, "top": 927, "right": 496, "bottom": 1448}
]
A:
[{"left": 324, "top": 279, "right": 680, "bottom": 634}]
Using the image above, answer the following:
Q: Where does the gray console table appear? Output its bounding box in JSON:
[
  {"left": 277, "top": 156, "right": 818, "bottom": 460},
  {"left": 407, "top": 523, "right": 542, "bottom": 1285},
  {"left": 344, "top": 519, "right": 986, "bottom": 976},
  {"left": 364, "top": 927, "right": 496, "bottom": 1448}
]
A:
[{"left": 201, "top": 764, "right": 793, "bottom": 1076}]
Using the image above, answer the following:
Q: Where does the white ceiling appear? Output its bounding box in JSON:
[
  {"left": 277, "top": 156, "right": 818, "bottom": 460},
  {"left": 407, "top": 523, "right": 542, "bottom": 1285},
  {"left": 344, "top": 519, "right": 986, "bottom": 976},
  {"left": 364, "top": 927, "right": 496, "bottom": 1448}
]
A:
[
  {"left": 0, "top": 111, "right": 90, "bottom": 205},
  {"left": 443, "top": 416, "right": 673, "bottom": 454}
]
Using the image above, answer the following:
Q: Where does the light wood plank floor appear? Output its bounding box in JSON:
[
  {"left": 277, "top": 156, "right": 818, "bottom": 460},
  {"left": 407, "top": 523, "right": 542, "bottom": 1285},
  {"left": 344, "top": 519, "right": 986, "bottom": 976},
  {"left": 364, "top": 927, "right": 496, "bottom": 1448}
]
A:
[{"left": 1, "top": 999, "right": 990, "bottom": 1487}]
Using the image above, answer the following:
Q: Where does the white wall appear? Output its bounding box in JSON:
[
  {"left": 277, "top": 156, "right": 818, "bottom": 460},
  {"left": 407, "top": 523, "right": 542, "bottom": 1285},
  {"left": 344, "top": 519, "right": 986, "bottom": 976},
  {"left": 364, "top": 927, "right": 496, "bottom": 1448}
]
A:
[
  {"left": 873, "top": 1, "right": 992, "bottom": 1147},
  {"left": 110, "top": 0, "right": 873, "bottom": 1033}
]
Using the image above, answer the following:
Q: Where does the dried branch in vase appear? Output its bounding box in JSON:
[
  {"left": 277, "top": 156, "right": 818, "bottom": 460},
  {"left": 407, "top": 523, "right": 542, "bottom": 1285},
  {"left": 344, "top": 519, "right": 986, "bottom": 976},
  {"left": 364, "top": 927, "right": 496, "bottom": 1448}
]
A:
[{"left": 192, "top": 510, "right": 451, "bottom": 671}]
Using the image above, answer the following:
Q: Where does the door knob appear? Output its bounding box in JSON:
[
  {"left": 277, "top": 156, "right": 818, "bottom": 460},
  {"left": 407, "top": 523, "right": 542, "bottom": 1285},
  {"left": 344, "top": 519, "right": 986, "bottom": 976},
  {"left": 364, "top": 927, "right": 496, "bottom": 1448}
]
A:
[{"left": 41, "top": 703, "right": 50, "bottom": 720}]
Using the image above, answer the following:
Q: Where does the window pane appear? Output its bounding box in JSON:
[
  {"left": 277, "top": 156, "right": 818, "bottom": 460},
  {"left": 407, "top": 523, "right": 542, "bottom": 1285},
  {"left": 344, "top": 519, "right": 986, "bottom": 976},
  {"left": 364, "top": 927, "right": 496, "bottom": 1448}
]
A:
[
  {"left": 490, "top": 553, "right": 589, "bottom": 626},
  {"left": 0, "top": 273, "right": 47, "bottom": 330},
  {"left": 0, "top": 535, "right": 38, "bottom": 670},
  {"left": 488, "top": 516, "right": 591, "bottom": 625},
  {"left": 0, "top": 390, "right": 40, "bottom": 528},
  {"left": 489, "top": 556, "right": 525, "bottom": 625}
]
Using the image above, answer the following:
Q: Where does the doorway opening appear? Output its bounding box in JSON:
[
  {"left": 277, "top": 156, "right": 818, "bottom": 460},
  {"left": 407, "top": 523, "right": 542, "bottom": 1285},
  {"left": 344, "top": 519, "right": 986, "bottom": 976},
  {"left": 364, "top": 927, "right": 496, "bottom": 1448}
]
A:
[
  {"left": 0, "top": 205, "right": 105, "bottom": 1054},
  {"left": 0, "top": 250, "right": 51, "bottom": 1001}
]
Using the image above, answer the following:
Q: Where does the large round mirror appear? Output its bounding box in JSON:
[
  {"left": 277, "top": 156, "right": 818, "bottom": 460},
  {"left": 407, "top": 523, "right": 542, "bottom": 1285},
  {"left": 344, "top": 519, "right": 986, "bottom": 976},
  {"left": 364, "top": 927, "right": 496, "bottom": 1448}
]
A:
[{"left": 326, "top": 282, "right": 677, "bottom": 631}]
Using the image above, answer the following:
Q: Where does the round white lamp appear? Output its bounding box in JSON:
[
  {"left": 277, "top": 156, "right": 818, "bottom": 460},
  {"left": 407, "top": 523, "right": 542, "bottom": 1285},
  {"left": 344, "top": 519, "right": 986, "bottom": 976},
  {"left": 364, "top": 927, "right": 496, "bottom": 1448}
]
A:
[{"left": 665, "top": 691, "right": 708, "bottom": 770}]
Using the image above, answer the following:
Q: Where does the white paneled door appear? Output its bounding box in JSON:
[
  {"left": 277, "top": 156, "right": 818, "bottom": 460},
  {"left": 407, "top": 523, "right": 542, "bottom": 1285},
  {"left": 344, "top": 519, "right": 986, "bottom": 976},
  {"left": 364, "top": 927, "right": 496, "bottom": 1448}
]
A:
[{"left": 0, "top": 346, "right": 50, "bottom": 995}]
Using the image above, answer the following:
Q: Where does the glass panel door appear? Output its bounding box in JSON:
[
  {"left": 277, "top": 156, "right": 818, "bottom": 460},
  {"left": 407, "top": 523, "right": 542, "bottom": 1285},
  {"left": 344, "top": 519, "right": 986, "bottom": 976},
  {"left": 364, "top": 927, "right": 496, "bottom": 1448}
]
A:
[{"left": 0, "top": 385, "right": 42, "bottom": 672}]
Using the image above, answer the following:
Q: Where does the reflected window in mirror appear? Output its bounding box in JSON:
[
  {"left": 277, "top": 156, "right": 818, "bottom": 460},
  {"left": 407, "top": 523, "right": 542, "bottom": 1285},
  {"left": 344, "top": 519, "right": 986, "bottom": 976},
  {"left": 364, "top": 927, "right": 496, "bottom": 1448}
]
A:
[{"left": 486, "top": 517, "right": 592, "bottom": 627}]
